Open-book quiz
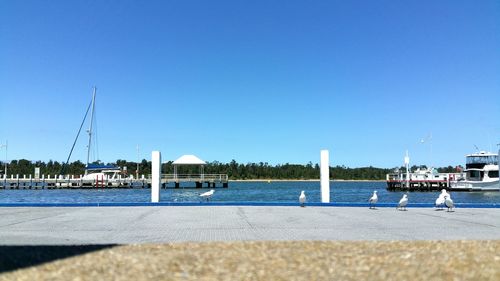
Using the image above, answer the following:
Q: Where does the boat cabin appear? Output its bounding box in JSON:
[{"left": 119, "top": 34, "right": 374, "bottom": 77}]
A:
[
  {"left": 465, "top": 151, "right": 498, "bottom": 169},
  {"left": 464, "top": 151, "right": 499, "bottom": 182},
  {"left": 84, "top": 164, "right": 123, "bottom": 180},
  {"left": 465, "top": 166, "right": 499, "bottom": 182}
]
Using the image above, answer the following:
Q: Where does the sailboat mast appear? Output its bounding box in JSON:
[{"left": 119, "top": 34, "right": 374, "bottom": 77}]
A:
[{"left": 86, "top": 86, "right": 97, "bottom": 170}]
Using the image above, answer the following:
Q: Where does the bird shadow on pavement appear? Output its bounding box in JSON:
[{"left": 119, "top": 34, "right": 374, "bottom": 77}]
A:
[{"left": 0, "top": 244, "right": 117, "bottom": 274}]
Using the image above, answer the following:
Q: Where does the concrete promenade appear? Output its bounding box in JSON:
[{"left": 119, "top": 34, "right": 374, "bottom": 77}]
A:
[{"left": 1, "top": 205, "right": 500, "bottom": 245}]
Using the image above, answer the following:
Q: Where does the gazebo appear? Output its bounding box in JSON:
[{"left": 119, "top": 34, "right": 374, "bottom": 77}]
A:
[{"left": 172, "top": 155, "right": 206, "bottom": 180}]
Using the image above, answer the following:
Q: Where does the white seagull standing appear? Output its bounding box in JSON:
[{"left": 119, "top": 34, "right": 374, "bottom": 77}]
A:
[
  {"left": 397, "top": 194, "right": 408, "bottom": 211},
  {"left": 435, "top": 194, "right": 445, "bottom": 209},
  {"left": 199, "top": 189, "right": 215, "bottom": 202},
  {"left": 368, "top": 191, "right": 378, "bottom": 209},
  {"left": 435, "top": 189, "right": 448, "bottom": 209},
  {"left": 299, "top": 190, "right": 306, "bottom": 207},
  {"left": 444, "top": 195, "right": 454, "bottom": 212}
]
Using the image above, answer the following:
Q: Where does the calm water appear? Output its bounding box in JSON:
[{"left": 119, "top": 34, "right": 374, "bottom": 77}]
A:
[{"left": 1, "top": 181, "right": 499, "bottom": 204}]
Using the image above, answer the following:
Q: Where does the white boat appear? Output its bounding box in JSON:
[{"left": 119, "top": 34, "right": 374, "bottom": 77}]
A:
[
  {"left": 386, "top": 151, "right": 461, "bottom": 190},
  {"left": 61, "top": 87, "right": 128, "bottom": 187},
  {"left": 81, "top": 87, "right": 128, "bottom": 186},
  {"left": 451, "top": 151, "right": 499, "bottom": 191},
  {"left": 81, "top": 164, "right": 127, "bottom": 187}
]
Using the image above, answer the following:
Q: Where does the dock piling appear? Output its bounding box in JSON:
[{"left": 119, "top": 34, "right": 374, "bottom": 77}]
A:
[
  {"left": 320, "top": 150, "right": 330, "bottom": 203},
  {"left": 151, "top": 151, "right": 161, "bottom": 203}
]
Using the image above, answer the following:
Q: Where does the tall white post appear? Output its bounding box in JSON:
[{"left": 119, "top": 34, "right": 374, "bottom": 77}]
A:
[
  {"left": 320, "top": 150, "right": 330, "bottom": 203},
  {"left": 151, "top": 151, "right": 161, "bottom": 203}
]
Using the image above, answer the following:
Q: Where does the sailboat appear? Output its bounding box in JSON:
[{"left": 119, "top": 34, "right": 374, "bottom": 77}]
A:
[{"left": 62, "top": 87, "right": 124, "bottom": 187}]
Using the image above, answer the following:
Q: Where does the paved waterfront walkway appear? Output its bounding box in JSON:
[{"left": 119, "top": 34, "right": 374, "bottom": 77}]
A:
[{"left": 1, "top": 206, "right": 500, "bottom": 245}]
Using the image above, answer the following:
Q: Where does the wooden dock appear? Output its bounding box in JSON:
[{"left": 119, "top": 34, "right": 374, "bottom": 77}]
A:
[
  {"left": 163, "top": 174, "right": 229, "bottom": 188},
  {"left": 386, "top": 179, "right": 451, "bottom": 191},
  {"left": 386, "top": 171, "right": 463, "bottom": 191},
  {"left": 0, "top": 174, "right": 228, "bottom": 189}
]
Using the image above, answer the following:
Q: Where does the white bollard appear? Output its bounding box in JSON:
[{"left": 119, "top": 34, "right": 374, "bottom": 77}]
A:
[
  {"left": 320, "top": 150, "right": 330, "bottom": 203},
  {"left": 151, "top": 151, "right": 161, "bottom": 203}
]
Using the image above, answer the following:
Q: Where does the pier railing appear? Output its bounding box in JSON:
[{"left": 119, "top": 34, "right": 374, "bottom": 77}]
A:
[
  {"left": 1, "top": 174, "right": 145, "bottom": 189},
  {"left": 160, "top": 174, "right": 229, "bottom": 182},
  {"left": 1, "top": 173, "right": 229, "bottom": 189},
  {"left": 386, "top": 172, "right": 463, "bottom": 182},
  {"left": 386, "top": 172, "right": 464, "bottom": 190}
]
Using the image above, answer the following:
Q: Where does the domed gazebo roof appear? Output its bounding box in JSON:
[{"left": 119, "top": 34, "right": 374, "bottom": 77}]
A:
[
  {"left": 172, "top": 155, "right": 206, "bottom": 165},
  {"left": 172, "top": 155, "right": 206, "bottom": 179}
]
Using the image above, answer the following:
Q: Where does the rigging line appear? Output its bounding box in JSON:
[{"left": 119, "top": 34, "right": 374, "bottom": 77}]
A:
[
  {"left": 60, "top": 99, "right": 93, "bottom": 175},
  {"left": 93, "top": 106, "right": 99, "bottom": 163}
]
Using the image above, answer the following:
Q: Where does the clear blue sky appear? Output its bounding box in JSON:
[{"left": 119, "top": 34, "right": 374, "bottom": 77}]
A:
[{"left": 1, "top": 0, "right": 499, "bottom": 168}]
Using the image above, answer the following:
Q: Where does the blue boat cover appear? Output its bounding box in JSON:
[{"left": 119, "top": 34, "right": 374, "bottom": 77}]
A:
[{"left": 86, "top": 164, "right": 120, "bottom": 171}]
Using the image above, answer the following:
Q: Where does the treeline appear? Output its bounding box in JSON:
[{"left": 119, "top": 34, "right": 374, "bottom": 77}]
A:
[{"left": 0, "top": 159, "right": 460, "bottom": 180}]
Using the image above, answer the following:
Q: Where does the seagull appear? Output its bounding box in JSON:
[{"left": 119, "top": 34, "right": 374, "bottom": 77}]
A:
[
  {"left": 444, "top": 195, "right": 454, "bottom": 212},
  {"left": 299, "top": 190, "right": 306, "bottom": 207},
  {"left": 368, "top": 191, "right": 378, "bottom": 209},
  {"left": 435, "top": 194, "right": 445, "bottom": 210},
  {"left": 199, "top": 189, "right": 215, "bottom": 202},
  {"left": 397, "top": 194, "right": 408, "bottom": 211},
  {"left": 435, "top": 189, "right": 448, "bottom": 209},
  {"left": 441, "top": 189, "right": 450, "bottom": 198}
]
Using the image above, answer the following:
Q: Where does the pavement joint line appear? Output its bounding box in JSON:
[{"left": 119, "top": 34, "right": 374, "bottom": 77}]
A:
[{"left": 236, "top": 206, "right": 256, "bottom": 230}]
